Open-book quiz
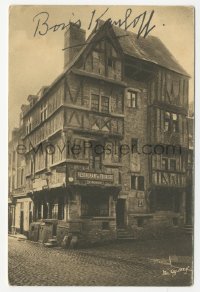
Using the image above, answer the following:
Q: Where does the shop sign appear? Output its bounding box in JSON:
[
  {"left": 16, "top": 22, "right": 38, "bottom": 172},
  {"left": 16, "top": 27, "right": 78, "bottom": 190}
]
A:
[{"left": 77, "top": 171, "right": 113, "bottom": 182}]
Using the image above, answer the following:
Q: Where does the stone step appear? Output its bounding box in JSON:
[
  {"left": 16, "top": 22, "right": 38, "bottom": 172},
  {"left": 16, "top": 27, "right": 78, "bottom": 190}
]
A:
[
  {"left": 48, "top": 238, "right": 57, "bottom": 243},
  {"left": 117, "top": 229, "right": 134, "bottom": 240},
  {"left": 44, "top": 242, "right": 56, "bottom": 248}
]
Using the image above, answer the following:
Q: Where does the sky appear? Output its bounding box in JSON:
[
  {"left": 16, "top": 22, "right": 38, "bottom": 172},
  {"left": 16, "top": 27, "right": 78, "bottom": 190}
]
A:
[{"left": 9, "top": 5, "right": 194, "bottom": 136}]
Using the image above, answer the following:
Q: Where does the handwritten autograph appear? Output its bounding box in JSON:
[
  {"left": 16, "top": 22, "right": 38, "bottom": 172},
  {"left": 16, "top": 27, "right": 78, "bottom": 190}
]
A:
[
  {"left": 162, "top": 266, "right": 192, "bottom": 277},
  {"left": 33, "top": 8, "right": 156, "bottom": 40}
]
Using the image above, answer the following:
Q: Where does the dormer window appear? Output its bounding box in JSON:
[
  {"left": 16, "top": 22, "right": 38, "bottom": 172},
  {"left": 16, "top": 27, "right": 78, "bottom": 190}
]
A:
[{"left": 41, "top": 102, "right": 48, "bottom": 122}]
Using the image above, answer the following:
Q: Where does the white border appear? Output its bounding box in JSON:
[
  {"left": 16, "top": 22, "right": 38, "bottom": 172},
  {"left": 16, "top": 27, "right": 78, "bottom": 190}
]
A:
[{"left": 0, "top": 1, "right": 199, "bottom": 292}]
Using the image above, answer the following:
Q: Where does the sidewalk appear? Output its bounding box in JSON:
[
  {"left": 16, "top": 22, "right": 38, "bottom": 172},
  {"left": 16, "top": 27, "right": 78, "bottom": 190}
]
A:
[{"left": 8, "top": 233, "right": 27, "bottom": 240}]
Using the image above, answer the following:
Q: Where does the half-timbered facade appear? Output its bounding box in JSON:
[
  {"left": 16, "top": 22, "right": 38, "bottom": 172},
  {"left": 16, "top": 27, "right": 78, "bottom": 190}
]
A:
[{"left": 8, "top": 21, "right": 191, "bottom": 244}]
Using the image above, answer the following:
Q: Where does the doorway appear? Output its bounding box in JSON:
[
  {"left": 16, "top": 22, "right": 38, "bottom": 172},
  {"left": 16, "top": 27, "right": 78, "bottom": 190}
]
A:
[
  {"left": 20, "top": 210, "right": 24, "bottom": 234},
  {"left": 116, "top": 199, "right": 126, "bottom": 227}
]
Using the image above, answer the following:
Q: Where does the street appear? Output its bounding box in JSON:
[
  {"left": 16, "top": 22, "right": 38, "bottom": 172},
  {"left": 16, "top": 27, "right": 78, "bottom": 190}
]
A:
[{"left": 8, "top": 236, "right": 193, "bottom": 286}]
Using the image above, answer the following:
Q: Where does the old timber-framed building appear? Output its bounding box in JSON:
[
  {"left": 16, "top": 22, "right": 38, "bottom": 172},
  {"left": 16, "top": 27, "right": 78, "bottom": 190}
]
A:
[{"left": 8, "top": 21, "right": 192, "bottom": 245}]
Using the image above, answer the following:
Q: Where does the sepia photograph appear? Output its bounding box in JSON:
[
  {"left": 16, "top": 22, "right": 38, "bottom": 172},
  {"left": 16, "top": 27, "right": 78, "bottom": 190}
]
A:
[{"left": 8, "top": 4, "right": 194, "bottom": 286}]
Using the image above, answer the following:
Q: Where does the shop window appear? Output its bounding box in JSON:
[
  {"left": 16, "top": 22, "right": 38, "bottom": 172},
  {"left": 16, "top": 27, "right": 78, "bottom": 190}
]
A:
[
  {"left": 138, "top": 176, "right": 144, "bottom": 191},
  {"left": 91, "top": 94, "right": 99, "bottom": 111},
  {"left": 43, "top": 202, "right": 48, "bottom": 219},
  {"left": 101, "top": 96, "right": 109, "bottom": 113},
  {"left": 38, "top": 203, "right": 42, "bottom": 219},
  {"left": 127, "top": 91, "right": 137, "bottom": 108},
  {"left": 58, "top": 199, "right": 65, "bottom": 220},
  {"left": 51, "top": 204, "right": 58, "bottom": 219},
  {"left": 81, "top": 194, "right": 109, "bottom": 217},
  {"left": 156, "top": 193, "right": 173, "bottom": 211}
]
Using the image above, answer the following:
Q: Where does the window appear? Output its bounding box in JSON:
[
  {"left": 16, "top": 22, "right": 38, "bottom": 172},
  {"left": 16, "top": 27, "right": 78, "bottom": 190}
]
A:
[
  {"left": 89, "top": 141, "right": 102, "bottom": 170},
  {"left": 51, "top": 204, "right": 58, "bottom": 219},
  {"left": 138, "top": 176, "right": 144, "bottom": 191},
  {"left": 164, "top": 112, "right": 170, "bottom": 132},
  {"left": 164, "top": 111, "right": 179, "bottom": 133},
  {"left": 40, "top": 102, "right": 48, "bottom": 122},
  {"left": 131, "top": 175, "right": 144, "bottom": 191},
  {"left": 91, "top": 94, "right": 99, "bottom": 111},
  {"left": 91, "top": 94, "right": 110, "bottom": 113},
  {"left": 20, "top": 168, "right": 24, "bottom": 186},
  {"left": 127, "top": 91, "right": 137, "bottom": 108},
  {"left": 81, "top": 194, "right": 109, "bottom": 217},
  {"left": 26, "top": 117, "right": 32, "bottom": 134},
  {"left": 131, "top": 175, "right": 137, "bottom": 189},
  {"left": 162, "top": 158, "right": 168, "bottom": 170},
  {"left": 107, "top": 57, "right": 115, "bottom": 68},
  {"left": 101, "top": 96, "right": 109, "bottom": 113},
  {"left": 172, "top": 113, "right": 179, "bottom": 132},
  {"left": 170, "top": 159, "right": 176, "bottom": 171},
  {"left": 37, "top": 203, "right": 42, "bottom": 219},
  {"left": 58, "top": 199, "right": 64, "bottom": 220},
  {"left": 131, "top": 138, "right": 138, "bottom": 153}
]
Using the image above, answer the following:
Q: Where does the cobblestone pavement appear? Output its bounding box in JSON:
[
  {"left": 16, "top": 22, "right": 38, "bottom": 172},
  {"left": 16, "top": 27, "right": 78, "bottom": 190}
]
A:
[{"left": 8, "top": 237, "right": 192, "bottom": 286}]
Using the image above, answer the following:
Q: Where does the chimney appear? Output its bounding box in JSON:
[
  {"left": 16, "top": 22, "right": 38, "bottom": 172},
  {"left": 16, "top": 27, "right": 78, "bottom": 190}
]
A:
[{"left": 64, "top": 22, "right": 86, "bottom": 69}]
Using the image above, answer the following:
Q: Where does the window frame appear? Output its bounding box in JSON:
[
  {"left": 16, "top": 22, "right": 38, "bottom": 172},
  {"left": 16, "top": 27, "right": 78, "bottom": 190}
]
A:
[
  {"left": 91, "top": 94, "right": 100, "bottom": 112},
  {"left": 127, "top": 90, "right": 138, "bottom": 108},
  {"left": 40, "top": 102, "right": 48, "bottom": 122},
  {"left": 101, "top": 95, "right": 110, "bottom": 113},
  {"left": 90, "top": 93, "right": 110, "bottom": 114}
]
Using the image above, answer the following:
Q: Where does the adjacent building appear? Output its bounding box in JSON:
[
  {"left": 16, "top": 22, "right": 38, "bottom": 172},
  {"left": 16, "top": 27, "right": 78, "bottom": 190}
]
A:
[{"left": 8, "top": 21, "right": 192, "bottom": 244}]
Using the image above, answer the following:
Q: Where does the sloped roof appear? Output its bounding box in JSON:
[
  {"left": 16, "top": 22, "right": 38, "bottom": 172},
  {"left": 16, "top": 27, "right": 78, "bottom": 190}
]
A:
[
  {"left": 23, "top": 20, "right": 189, "bottom": 118},
  {"left": 110, "top": 24, "right": 189, "bottom": 76}
]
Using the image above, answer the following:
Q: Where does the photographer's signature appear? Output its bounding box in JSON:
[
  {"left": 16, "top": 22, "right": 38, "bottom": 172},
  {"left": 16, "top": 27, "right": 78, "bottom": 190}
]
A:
[
  {"left": 33, "top": 8, "right": 156, "bottom": 40},
  {"left": 162, "top": 266, "right": 192, "bottom": 277}
]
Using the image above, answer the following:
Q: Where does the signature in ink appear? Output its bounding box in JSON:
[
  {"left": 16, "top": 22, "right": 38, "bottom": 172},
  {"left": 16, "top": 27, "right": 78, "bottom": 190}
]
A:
[
  {"left": 162, "top": 266, "right": 192, "bottom": 277},
  {"left": 33, "top": 8, "right": 156, "bottom": 40}
]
